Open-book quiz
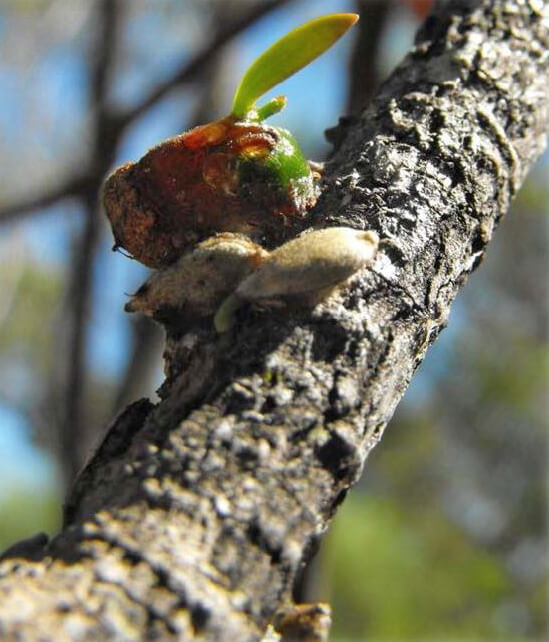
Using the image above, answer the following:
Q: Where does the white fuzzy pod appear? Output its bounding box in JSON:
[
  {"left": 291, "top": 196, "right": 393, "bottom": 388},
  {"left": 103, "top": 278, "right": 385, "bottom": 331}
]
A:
[
  {"left": 236, "top": 227, "right": 379, "bottom": 301},
  {"left": 125, "top": 233, "right": 266, "bottom": 318}
]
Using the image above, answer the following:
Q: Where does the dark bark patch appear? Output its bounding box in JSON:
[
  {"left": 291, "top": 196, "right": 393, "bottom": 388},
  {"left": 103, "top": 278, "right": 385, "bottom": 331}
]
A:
[
  {"left": 315, "top": 432, "right": 360, "bottom": 482},
  {"left": 191, "top": 603, "right": 211, "bottom": 632},
  {"left": 247, "top": 520, "right": 282, "bottom": 564}
]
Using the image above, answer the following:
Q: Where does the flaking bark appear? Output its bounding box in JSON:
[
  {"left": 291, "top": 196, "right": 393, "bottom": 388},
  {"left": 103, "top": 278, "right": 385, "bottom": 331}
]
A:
[{"left": 1, "top": 1, "right": 548, "bottom": 640}]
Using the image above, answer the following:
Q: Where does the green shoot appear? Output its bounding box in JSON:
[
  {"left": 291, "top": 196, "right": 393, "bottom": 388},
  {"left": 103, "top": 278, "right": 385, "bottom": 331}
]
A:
[
  {"left": 231, "top": 13, "right": 359, "bottom": 120},
  {"left": 255, "top": 95, "right": 287, "bottom": 121}
]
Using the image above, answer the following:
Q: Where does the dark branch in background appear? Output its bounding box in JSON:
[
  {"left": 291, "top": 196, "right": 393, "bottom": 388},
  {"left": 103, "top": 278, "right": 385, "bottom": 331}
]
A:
[
  {"left": 347, "top": 0, "right": 391, "bottom": 115},
  {"left": 0, "top": 175, "right": 91, "bottom": 224},
  {"left": 60, "top": 0, "right": 122, "bottom": 483},
  {"left": 61, "top": 193, "right": 103, "bottom": 482}
]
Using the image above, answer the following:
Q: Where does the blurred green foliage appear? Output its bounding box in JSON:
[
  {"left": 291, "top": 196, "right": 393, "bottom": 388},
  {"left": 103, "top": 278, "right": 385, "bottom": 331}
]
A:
[
  {"left": 0, "top": 260, "right": 61, "bottom": 363},
  {"left": 0, "top": 490, "right": 60, "bottom": 552},
  {"left": 325, "top": 495, "right": 512, "bottom": 639}
]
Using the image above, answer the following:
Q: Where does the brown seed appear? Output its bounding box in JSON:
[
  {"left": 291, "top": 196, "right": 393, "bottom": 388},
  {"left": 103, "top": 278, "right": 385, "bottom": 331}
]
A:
[{"left": 102, "top": 117, "right": 318, "bottom": 268}]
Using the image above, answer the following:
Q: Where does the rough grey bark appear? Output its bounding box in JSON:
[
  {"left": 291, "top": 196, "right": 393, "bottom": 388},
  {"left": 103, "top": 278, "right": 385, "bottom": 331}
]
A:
[{"left": 1, "top": 1, "right": 547, "bottom": 640}]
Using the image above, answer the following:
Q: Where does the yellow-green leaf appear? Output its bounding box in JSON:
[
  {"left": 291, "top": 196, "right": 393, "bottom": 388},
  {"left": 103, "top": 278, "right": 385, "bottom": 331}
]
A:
[{"left": 231, "top": 13, "right": 358, "bottom": 119}]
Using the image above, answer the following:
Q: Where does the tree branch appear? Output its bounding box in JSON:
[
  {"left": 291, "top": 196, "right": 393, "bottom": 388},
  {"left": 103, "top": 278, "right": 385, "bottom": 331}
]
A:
[
  {"left": 0, "top": 174, "right": 91, "bottom": 224},
  {"left": 1, "top": 1, "right": 547, "bottom": 640}
]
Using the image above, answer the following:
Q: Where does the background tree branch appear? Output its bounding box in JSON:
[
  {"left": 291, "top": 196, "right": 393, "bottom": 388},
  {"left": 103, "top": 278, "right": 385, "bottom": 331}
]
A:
[
  {"left": 59, "top": 0, "right": 123, "bottom": 484},
  {"left": 0, "top": 1, "right": 547, "bottom": 640}
]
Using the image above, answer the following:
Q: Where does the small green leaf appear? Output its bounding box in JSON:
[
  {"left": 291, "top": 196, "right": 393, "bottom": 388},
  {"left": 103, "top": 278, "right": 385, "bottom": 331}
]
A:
[
  {"left": 255, "top": 95, "right": 287, "bottom": 121},
  {"left": 231, "top": 13, "right": 358, "bottom": 120}
]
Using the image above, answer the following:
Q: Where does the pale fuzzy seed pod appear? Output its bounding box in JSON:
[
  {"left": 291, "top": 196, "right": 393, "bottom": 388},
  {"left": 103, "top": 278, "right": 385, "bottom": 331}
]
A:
[
  {"left": 237, "top": 227, "right": 379, "bottom": 299},
  {"left": 215, "top": 227, "right": 379, "bottom": 332},
  {"left": 125, "top": 233, "right": 267, "bottom": 323}
]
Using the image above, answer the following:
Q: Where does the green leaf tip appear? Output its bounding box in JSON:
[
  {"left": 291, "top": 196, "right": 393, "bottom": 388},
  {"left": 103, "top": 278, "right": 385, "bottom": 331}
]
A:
[
  {"left": 255, "top": 95, "right": 287, "bottom": 121},
  {"left": 231, "top": 13, "right": 359, "bottom": 120}
]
